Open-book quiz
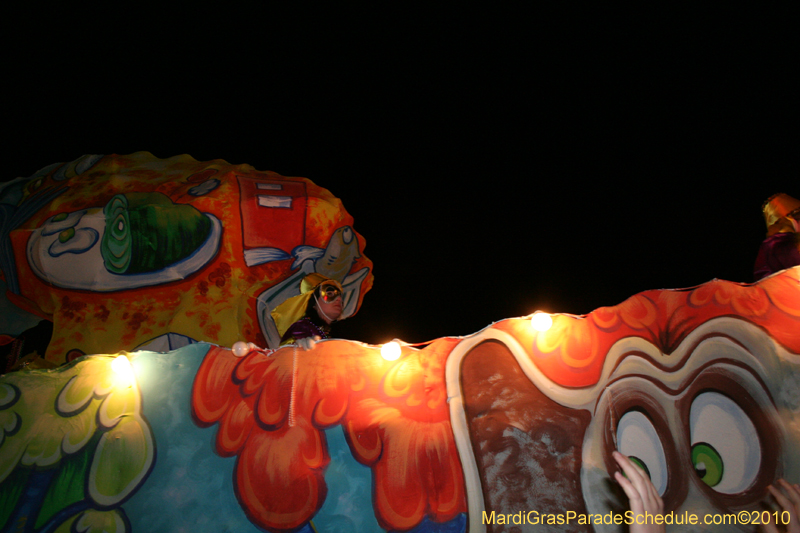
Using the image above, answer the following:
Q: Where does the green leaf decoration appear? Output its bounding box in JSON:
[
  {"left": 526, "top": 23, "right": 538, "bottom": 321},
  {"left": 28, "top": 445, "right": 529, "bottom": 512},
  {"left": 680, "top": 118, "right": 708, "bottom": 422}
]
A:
[
  {"left": 89, "top": 415, "right": 154, "bottom": 506},
  {"left": 0, "top": 354, "right": 154, "bottom": 529},
  {"left": 36, "top": 433, "right": 99, "bottom": 529}
]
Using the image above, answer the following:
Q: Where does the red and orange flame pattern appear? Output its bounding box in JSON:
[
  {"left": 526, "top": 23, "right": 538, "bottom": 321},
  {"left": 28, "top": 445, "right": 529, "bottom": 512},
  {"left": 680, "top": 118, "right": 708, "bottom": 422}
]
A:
[{"left": 191, "top": 337, "right": 466, "bottom": 531}]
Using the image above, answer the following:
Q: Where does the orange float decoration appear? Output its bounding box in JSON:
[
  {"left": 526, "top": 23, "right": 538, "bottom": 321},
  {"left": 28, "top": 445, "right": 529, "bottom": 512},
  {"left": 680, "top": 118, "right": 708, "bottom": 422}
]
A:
[{"left": 0, "top": 152, "right": 373, "bottom": 365}]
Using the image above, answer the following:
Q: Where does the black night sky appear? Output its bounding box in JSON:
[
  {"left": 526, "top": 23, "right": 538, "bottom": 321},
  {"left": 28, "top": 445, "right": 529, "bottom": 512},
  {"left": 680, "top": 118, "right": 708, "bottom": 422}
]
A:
[{"left": 6, "top": 7, "right": 798, "bottom": 346}]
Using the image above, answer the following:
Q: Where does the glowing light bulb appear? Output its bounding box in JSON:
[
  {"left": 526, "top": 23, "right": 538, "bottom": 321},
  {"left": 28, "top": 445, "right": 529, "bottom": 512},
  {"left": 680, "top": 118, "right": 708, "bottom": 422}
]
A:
[
  {"left": 381, "top": 341, "right": 402, "bottom": 361},
  {"left": 531, "top": 311, "right": 553, "bottom": 332},
  {"left": 111, "top": 355, "right": 134, "bottom": 386}
]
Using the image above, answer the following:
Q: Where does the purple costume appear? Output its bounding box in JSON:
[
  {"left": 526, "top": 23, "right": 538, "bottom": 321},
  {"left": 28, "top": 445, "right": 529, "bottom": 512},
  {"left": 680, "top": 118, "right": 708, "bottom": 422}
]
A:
[
  {"left": 280, "top": 317, "right": 330, "bottom": 346},
  {"left": 753, "top": 233, "right": 800, "bottom": 281}
]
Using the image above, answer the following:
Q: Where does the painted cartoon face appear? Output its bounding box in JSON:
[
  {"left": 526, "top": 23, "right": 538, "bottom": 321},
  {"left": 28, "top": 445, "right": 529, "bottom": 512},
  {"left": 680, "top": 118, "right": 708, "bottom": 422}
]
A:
[
  {"left": 449, "top": 282, "right": 800, "bottom": 533},
  {"left": 580, "top": 319, "right": 800, "bottom": 531}
]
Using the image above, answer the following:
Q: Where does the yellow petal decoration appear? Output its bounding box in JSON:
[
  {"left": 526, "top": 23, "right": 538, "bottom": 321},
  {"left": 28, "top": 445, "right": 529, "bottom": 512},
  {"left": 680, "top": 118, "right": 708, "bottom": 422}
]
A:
[
  {"left": 0, "top": 353, "right": 153, "bottom": 511},
  {"left": 75, "top": 509, "right": 128, "bottom": 533}
]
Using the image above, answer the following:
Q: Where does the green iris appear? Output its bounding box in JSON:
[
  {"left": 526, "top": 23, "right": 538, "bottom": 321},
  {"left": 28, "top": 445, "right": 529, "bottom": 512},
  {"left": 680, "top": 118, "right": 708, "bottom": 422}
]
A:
[
  {"left": 53, "top": 212, "right": 68, "bottom": 222},
  {"left": 692, "top": 442, "right": 724, "bottom": 487}
]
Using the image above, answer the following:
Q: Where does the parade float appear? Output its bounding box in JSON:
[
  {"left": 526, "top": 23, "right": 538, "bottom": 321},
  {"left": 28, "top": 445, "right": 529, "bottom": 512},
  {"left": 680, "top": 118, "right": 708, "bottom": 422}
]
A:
[{"left": 1, "top": 155, "right": 798, "bottom": 532}]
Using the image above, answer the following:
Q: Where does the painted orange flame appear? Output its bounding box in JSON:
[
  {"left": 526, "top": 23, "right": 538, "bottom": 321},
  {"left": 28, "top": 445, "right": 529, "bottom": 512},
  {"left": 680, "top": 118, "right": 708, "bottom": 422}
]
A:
[{"left": 191, "top": 337, "right": 466, "bottom": 531}]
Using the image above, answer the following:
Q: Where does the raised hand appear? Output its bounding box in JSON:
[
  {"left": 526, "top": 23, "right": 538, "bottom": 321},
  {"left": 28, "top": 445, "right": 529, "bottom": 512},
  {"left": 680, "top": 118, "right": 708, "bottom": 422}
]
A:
[
  {"left": 296, "top": 336, "right": 321, "bottom": 351},
  {"left": 613, "top": 451, "right": 666, "bottom": 533},
  {"left": 761, "top": 479, "right": 800, "bottom": 533}
]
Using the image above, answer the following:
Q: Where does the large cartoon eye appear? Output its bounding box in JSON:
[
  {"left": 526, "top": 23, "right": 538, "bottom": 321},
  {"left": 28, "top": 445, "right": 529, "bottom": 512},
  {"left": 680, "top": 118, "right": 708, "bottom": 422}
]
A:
[
  {"left": 617, "top": 410, "right": 668, "bottom": 495},
  {"left": 342, "top": 226, "right": 353, "bottom": 244},
  {"left": 689, "top": 392, "right": 760, "bottom": 494}
]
